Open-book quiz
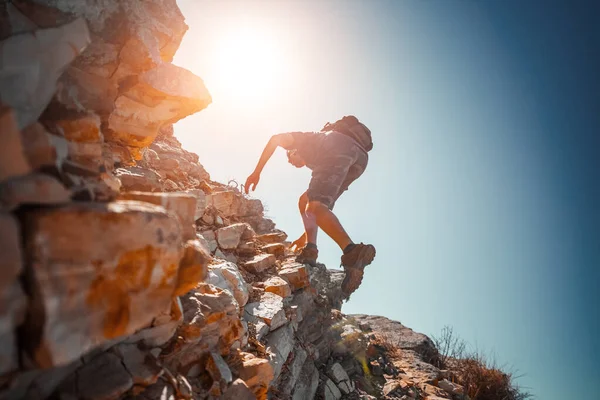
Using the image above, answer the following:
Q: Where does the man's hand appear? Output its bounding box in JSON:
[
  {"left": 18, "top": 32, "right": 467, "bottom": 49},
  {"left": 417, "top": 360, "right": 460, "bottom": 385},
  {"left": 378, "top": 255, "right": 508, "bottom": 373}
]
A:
[
  {"left": 290, "top": 232, "right": 307, "bottom": 253},
  {"left": 244, "top": 172, "right": 260, "bottom": 194}
]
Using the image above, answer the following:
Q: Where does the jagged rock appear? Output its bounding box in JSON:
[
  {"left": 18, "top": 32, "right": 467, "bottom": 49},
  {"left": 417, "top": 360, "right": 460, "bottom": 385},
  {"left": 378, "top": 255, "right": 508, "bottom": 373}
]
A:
[
  {"left": 276, "top": 345, "right": 308, "bottom": 395},
  {"left": 327, "top": 363, "right": 354, "bottom": 394},
  {"left": 0, "top": 18, "right": 90, "bottom": 128},
  {"left": 239, "top": 198, "right": 263, "bottom": 217},
  {"left": 118, "top": 191, "right": 197, "bottom": 240},
  {"left": 170, "top": 284, "right": 244, "bottom": 367},
  {"left": 206, "top": 191, "right": 240, "bottom": 217},
  {"left": 0, "top": 105, "right": 31, "bottom": 182},
  {"left": 262, "top": 242, "right": 286, "bottom": 257},
  {"left": 265, "top": 323, "right": 294, "bottom": 382},
  {"left": 21, "top": 200, "right": 183, "bottom": 367},
  {"left": 322, "top": 378, "right": 342, "bottom": 400},
  {"left": 21, "top": 122, "right": 57, "bottom": 170},
  {"left": 115, "top": 167, "right": 162, "bottom": 192},
  {"left": 216, "top": 223, "right": 250, "bottom": 250},
  {"left": 245, "top": 292, "right": 287, "bottom": 330},
  {"left": 59, "top": 352, "right": 133, "bottom": 400},
  {"left": 0, "top": 173, "right": 71, "bottom": 211},
  {"left": 236, "top": 352, "right": 274, "bottom": 400},
  {"left": 126, "top": 298, "right": 183, "bottom": 348},
  {"left": 279, "top": 262, "right": 310, "bottom": 291},
  {"left": 206, "top": 351, "right": 232, "bottom": 395},
  {"left": 264, "top": 276, "right": 292, "bottom": 298},
  {"left": 52, "top": 112, "right": 103, "bottom": 143},
  {"left": 256, "top": 231, "right": 287, "bottom": 244},
  {"left": 207, "top": 261, "right": 249, "bottom": 308},
  {"left": 243, "top": 254, "right": 276, "bottom": 274},
  {"left": 241, "top": 215, "right": 276, "bottom": 234},
  {"left": 113, "top": 343, "right": 162, "bottom": 386},
  {"left": 175, "top": 239, "right": 210, "bottom": 296},
  {"left": 185, "top": 189, "right": 206, "bottom": 220},
  {"left": 222, "top": 379, "right": 255, "bottom": 400},
  {"left": 0, "top": 213, "right": 26, "bottom": 375},
  {"left": 291, "top": 360, "right": 319, "bottom": 400},
  {"left": 106, "top": 62, "right": 211, "bottom": 148}
]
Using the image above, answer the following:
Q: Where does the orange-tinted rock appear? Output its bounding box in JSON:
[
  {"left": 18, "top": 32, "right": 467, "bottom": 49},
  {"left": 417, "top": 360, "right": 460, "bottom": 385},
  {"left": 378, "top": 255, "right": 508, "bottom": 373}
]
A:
[
  {"left": 118, "top": 191, "right": 197, "bottom": 240},
  {"left": 236, "top": 352, "right": 274, "bottom": 400},
  {"left": 243, "top": 254, "right": 276, "bottom": 275},
  {"left": 264, "top": 276, "right": 291, "bottom": 298},
  {"left": 256, "top": 231, "right": 287, "bottom": 244},
  {"left": 262, "top": 242, "right": 286, "bottom": 257},
  {"left": 22, "top": 200, "right": 183, "bottom": 368},
  {"left": 115, "top": 167, "right": 162, "bottom": 192},
  {"left": 52, "top": 113, "right": 102, "bottom": 143},
  {"left": 175, "top": 239, "right": 211, "bottom": 296},
  {"left": 278, "top": 263, "right": 310, "bottom": 291},
  {"left": 106, "top": 63, "right": 211, "bottom": 148}
]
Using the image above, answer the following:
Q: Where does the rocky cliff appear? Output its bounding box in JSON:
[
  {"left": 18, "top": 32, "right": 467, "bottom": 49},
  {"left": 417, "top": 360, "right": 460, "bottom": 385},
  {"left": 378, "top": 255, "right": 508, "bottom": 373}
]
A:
[{"left": 0, "top": 1, "right": 473, "bottom": 400}]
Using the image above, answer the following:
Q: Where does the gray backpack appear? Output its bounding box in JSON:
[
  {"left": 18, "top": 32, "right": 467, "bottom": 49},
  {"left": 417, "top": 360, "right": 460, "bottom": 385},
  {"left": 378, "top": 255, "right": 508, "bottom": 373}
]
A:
[{"left": 322, "top": 116, "right": 373, "bottom": 152}]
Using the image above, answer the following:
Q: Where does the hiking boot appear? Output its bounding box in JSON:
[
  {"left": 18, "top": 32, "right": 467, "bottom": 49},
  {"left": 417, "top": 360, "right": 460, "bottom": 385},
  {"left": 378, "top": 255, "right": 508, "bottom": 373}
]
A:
[
  {"left": 296, "top": 244, "right": 318, "bottom": 267},
  {"left": 341, "top": 243, "right": 376, "bottom": 296}
]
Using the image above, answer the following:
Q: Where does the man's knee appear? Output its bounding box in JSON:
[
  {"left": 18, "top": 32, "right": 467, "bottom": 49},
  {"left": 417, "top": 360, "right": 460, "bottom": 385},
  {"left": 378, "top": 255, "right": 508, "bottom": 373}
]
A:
[{"left": 306, "top": 200, "right": 330, "bottom": 216}]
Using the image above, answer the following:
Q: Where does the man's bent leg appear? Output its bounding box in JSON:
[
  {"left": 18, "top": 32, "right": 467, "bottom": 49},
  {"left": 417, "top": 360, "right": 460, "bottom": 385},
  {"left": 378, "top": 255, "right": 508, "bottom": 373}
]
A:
[{"left": 305, "top": 200, "right": 352, "bottom": 250}]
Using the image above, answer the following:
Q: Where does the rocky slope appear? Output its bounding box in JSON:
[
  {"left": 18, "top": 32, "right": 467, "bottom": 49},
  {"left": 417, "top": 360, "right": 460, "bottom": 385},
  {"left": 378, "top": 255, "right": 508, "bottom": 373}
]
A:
[{"left": 0, "top": 1, "right": 471, "bottom": 399}]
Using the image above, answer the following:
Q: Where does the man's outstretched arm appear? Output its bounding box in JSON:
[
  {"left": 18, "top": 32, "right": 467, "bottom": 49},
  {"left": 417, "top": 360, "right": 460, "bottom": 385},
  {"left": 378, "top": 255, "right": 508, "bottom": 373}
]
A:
[{"left": 245, "top": 133, "right": 294, "bottom": 193}]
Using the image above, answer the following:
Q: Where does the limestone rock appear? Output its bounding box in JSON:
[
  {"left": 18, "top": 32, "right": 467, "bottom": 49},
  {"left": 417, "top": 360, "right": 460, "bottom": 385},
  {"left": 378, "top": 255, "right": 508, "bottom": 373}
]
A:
[
  {"left": 262, "top": 242, "right": 286, "bottom": 257},
  {"left": 118, "top": 191, "right": 197, "bottom": 240},
  {"left": 236, "top": 352, "right": 274, "bottom": 400},
  {"left": 22, "top": 200, "right": 183, "bottom": 367},
  {"left": 0, "top": 105, "right": 30, "bottom": 182},
  {"left": 264, "top": 276, "right": 291, "bottom": 298},
  {"left": 323, "top": 378, "right": 342, "bottom": 400},
  {"left": 106, "top": 63, "right": 211, "bottom": 148},
  {"left": 438, "top": 378, "right": 464, "bottom": 396},
  {"left": 0, "top": 173, "right": 71, "bottom": 211},
  {"left": 245, "top": 292, "right": 287, "bottom": 330},
  {"left": 126, "top": 297, "right": 183, "bottom": 348},
  {"left": 175, "top": 239, "right": 210, "bottom": 296},
  {"left": 243, "top": 254, "right": 276, "bottom": 274},
  {"left": 115, "top": 167, "right": 161, "bottom": 192},
  {"left": 291, "top": 360, "right": 319, "bottom": 400},
  {"left": 216, "top": 223, "right": 250, "bottom": 250},
  {"left": 265, "top": 323, "right": 294, "bottom": 382},
  {"left": 207, "top": 261, "right": 249, "bottom": 308},
  {"left": 206, "top": 351, "right": 233, "bottom": 394},
  {"left": 277, "top": 345, "right": 308, "bottom": 395},
  {"left": 113, "top": 343, "right": 162, "bottom": 386},
  {"left": 327, "top": 363, "right": 353, "bottom": 394},
  {"left": 279, "top": 262, "right": 310, "bottom": 291},
  {"left": 0, "top": 18, "right": 90, "bottom": 128},
  {"left": 256, "top": 231, "right": 287, "bottom": 244}
]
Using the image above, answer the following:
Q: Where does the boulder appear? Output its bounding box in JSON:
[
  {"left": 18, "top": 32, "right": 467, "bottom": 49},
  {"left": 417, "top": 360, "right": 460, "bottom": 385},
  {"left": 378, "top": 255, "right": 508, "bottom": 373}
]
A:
[
  {"left": 0, "top": 173, "right": 71, "bottom": 211},
  {"left": 264, "top": 276, "right": 291, "bottom": 298},
  {"left": 236, "top": 352, "right": 274, "bottom": 400},
  {"left": 243, "top": 254, "right": 276, "bottom": 274},
  {"left": 174, "top": 239, "right": 210, "bottom": 296},
  {"left": 279, "top": 262, "right": 310, "bottom": 291},
  {"left": 205, "top": 190, "right": 242, "bottom": 217},
  {"left": 206, "top": 261, "right": 249, "bottom": 308},
  {"left": 126, "top": 297, "right": 183, "bottom": 348},
  {"left": 21, "top": 200, "right": 183, "bottom": 368},
  {"left": 0, "top": 18, "right": 90, "bottom": 127},
  {"left": 245, "top": 292, "right": 288, "bottom": 330},
  {"left": 118, "top": 191, "right": 197, "bottom": 240},
  {"left": 215, "top": 223, "right": 251, "bottom": 250},
  {"left": 115, "top": 167, "right": 161, "bottom": 192},
  {"left": 106, "top": 62, "right": 211, "bottom": 148}
]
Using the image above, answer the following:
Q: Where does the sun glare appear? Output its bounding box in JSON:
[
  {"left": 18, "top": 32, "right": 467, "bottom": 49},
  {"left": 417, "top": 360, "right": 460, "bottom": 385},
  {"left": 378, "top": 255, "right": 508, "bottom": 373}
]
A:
[{"left": 210, "top": 25, "right": 284, "bottom": 104}]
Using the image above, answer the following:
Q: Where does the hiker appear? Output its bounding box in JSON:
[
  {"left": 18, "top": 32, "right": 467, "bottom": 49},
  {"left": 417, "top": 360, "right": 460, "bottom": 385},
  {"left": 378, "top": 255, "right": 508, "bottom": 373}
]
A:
[{"left": 244, "top": 116, "right": 376, "bottom": 296}]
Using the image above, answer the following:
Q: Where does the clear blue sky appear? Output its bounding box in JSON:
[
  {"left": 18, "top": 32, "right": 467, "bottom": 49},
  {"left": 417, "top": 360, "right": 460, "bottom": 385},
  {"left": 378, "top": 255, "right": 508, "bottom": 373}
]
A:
[{"left": 174, "top": 1, "right": 600, "bottom": 399}]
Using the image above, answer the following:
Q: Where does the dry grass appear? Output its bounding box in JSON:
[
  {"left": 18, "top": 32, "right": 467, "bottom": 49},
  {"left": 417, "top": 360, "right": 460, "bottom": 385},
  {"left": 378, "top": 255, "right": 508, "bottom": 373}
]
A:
[{"left": 432, "top": 326, "right": 534, "bottom": 400}]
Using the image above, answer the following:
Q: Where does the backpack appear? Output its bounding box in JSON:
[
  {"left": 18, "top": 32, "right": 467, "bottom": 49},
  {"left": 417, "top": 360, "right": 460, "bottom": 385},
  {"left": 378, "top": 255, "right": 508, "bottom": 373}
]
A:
[{"left": 322, "top": 115, "right": 373, "bottom": 152}]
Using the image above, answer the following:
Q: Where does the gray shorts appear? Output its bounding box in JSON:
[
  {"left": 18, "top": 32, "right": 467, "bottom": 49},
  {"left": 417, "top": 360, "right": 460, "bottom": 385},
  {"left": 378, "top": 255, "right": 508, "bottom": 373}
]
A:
[{"left": 307, "top": 133, "right": 368, "bottom": 209}]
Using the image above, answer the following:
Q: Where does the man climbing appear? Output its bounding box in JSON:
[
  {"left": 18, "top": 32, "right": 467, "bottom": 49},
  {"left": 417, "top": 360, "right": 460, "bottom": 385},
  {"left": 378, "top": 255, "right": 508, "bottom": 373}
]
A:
[{"left": 244, "top": 116, "right": 376, "bottom": 297}]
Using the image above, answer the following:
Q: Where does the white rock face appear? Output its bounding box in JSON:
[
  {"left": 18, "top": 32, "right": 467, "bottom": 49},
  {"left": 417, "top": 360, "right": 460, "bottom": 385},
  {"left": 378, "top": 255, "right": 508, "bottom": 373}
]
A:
[{"left": 207, "top": 261, "right": 249, "bottom": 308}]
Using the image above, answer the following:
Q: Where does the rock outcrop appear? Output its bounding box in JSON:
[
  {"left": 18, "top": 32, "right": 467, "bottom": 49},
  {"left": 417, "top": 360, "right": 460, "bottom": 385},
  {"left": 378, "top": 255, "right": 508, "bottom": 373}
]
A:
[{"left": 1, "top": 1, "right": 473, "bottom": 400}]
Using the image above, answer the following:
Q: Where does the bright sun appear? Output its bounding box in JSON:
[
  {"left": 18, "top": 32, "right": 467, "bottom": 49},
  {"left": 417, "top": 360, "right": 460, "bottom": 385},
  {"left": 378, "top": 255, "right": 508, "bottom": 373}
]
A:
[{"left": 210, "top": 25, "right": 284, "bottom": 103}]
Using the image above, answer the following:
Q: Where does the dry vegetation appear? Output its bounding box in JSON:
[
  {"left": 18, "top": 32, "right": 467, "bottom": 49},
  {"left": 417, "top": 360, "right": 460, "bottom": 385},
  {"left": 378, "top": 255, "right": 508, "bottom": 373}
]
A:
[{"left": 432, "top": 326, "right": 534, "bottom": 400}]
